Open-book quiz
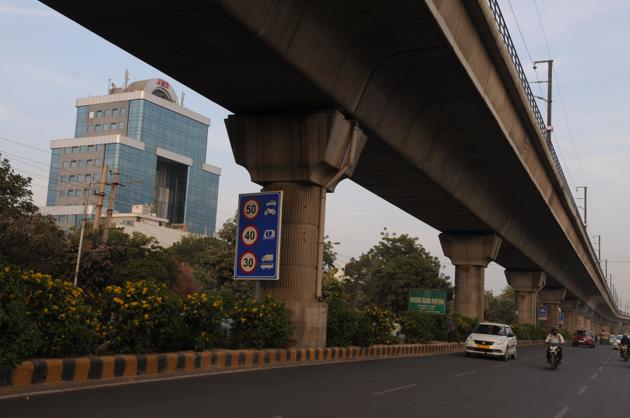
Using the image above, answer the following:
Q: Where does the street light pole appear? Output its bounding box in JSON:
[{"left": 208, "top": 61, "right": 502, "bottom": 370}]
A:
[
  {"left": 534, "top": 59, "right": 554, "bottom": 141},
  {"left": 576, "top": 186, "right": 588, "bottom": 227},
  {"left": 73, "top": 182, "right": 92, "bottom": 287}
]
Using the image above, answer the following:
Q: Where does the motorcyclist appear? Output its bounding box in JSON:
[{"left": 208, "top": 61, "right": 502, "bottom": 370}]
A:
[
  {"left": 545, "top": 327, "right": 565, "bottom": 363},
  {"left": 621, "top": 334, "right": 630, "bottom": 346}
]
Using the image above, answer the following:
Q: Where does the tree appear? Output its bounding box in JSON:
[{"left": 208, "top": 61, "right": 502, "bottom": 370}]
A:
[
  {"left": 0, "top": 155, "right": 66, "bottom": 271},
  {"left": 343, "top": 229, "right": 451, "bottom": 314},
  {"left": 168, "top": 219, "right": 253, "bottom": 299},
  {"left": 485, "top": 286, "right": 516, "bottom": 324},
  {"left": 54, "top": 228, "right": 178, "bottom": 290}
]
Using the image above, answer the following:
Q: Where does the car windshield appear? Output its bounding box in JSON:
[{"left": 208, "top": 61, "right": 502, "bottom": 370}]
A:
[
  {"left": 473, "top": 324, "right": 504, "bottom": 335},
  {"left": 576, "top": 330, "right": 586, "bottom": 336}
]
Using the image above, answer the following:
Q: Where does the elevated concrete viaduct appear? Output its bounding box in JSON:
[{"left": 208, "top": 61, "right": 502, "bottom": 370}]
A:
[{"left": 41, "top": 0, "right": 629, "bottom": 345}]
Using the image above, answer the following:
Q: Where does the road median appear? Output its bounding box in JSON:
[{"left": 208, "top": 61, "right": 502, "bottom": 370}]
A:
[{"left": 0, "top": 340, "right": 543, "bottom": 390}]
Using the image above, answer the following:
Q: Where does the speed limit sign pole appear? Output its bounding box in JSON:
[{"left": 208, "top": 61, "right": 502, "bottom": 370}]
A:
[{"left": 226, "top": 111, "right": 366, "bottom": 348}]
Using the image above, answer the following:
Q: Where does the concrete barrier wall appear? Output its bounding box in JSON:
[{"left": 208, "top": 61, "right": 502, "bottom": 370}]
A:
[{"left": 0, "top": 340, "right": 543, "bottom": 389}]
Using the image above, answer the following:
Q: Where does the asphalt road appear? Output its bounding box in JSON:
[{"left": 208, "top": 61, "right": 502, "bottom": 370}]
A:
[{"left": 2, "top": 344, "right": 628, "bottom": 418}]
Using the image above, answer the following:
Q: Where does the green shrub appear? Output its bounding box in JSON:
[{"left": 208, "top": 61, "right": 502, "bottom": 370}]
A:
[
  {"left": 102, "top": 280, "right": 186, "bottom": 353},
  {"left": 326, "top": 298, "right": 361, "bottom": 347},
  {"left": 353, "top": 305, "right": 397, "bottom": 346},
  {"left": 182, "top": 292, "right": 228, "bottom": 350},
  {"left": 399, "top": 311, "right": 441, "bottom": 343},
  {"left": 229, "top": 296, "right": 293, "bottom": 349},
  {"left": 452, "top": 313, "right": 478, "bottom": 341},
  {"left": 0, "top": 267, "right": 42, "bottom": 368},
  {"left": 511, "top": 324, "right": 546, "bottom": 341}
]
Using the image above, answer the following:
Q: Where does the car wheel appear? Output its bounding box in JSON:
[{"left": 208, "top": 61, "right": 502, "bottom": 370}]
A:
[
  {"left": 511, "top": 349, "right": 517, "bottom": 360},
  {"left": 502, "top": 351, "right": 509, "bottom": 361}
]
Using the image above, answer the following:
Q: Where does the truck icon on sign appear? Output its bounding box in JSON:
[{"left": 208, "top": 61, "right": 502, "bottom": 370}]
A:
[{"left": 263, "top": 229, "right": 276, "bottom": 240}]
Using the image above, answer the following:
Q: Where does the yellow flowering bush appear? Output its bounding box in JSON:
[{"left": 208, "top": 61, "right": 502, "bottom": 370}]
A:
[
  {"left": 102, "top": 280, "right": 185, "bottom": 353},
  {"left": 229, "top": 295, "right": 293, "bottom": 349},
  {"left": 353, "top": 305, "right": 398, "bottom": 346},
  {"left": 181, "top": 292, "right": 228, "bottom": 350},
  {"left": 0, "top": 267, "right": 42, "bottom": 369},
  {"left": 0, "top": 267, "right": 101, "bottom": 368}
]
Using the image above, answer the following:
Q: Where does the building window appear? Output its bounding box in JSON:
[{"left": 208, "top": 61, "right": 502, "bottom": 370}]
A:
[
  {"left": 72, "top": 146, "right": 79, "bottom": 153},
  {"left": 95, "top": 124, "right": 102, "bottom": 132},
  {"left": 78, "top": 174, "right": 84, "bottom": 182},
  {"left": 86, "top": 159, "right": 93, "bottom": 167},
  {"left": 78, "top": 160, "right": 84, "bottom": 168},
  {"left": 104, "top": 109, "right": 109, "bottom": 118},
  {"left": 120, "top": 108, "right": 126, "bottom": 116},
  {"left": 95, "top": 110, "right": 102, "bottom": 118},
  {"left": 104, "top": 123, "right": 110, "bottom": 131},
  {"left": 64, "top": 147, "right": 71, "bottom": 154},
  {"left": 96, "top": 144, "right": 104, "bottom": 151},
  {"left": 95, "top": 159, "right": 102, "bottom": 167},
  {"left": 112, "top": 108, "right": 119, "bottom": 117},
  {"left": 59, "top": 190, "right": 66, "bottom": 197},
  {"left": 71, "top": 160, "right": 77, "bottom": 168},
  {"left": 88, "top": 145, "right": 95, "bottom": 152},
  {"left": 67, "top": 190, "right": 74, "bottom": 197},
  {"left": 89, "top": 111, "right": 95, "bottom": 119},
  {"left": 119, "top": 121, "right": 125, "bottom": 130},
  {"left": 87, "top": 125, "right": 93, "bottom": 132},
  {"left": 62, "top": 161, "right": 70, "bottom": 168},
  {"left": 111, "top": 122, "right": 117, "bottom": 130},
  {"left": 93, "top": 173, "right": 99, "bottom": 181},
  {"left": 85, "top": 174, "right": 91, "bottom": 182},
  {"left": 61, "top": 175, "right": 67, "bottom": 183},
  {"left": 69, "top": 175, "right": 76, "bottom": 182}
]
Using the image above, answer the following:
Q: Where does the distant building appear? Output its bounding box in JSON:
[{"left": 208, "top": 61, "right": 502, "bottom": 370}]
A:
[
  {"left": 109, "top": 204, "right": 190, "bottom": 247},
  {"left": 43, "top": 78, "right": 220, "bottom": 235}
]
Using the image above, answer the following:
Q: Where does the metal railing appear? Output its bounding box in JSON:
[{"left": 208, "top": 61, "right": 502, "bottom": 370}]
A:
[
  {"left": 486, "top": 0, "right": 621, "bottom": 312},
  {"left": 487, "top": 0, "right": 577, "bottom": 212}
]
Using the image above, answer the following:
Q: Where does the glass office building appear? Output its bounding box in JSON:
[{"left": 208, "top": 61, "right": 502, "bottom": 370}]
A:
[{"left": 43, "top": 78, "right": 220, "bottom": 235}]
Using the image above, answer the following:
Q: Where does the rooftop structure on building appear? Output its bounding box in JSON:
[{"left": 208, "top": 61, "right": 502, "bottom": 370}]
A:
[{"left": 43, "top": 76, "right": 220, "bottom": 236}]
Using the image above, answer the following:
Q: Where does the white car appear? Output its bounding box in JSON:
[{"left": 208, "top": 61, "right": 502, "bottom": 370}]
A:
[
  {"left": 613, "top": 335, "right": 623, "bottom": 350},
  {"left": 465, "top": 322, "right": 518, "bottom": 361}
]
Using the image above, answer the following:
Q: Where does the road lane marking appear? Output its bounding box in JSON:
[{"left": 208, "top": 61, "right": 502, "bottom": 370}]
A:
[
  {"left": 453, "top": 370, "right": 477, "bottom": 378},
  {"left": 554, "top": 406, "right": 570, "bottom": 418},
  {"left": 604, "top": 361, "right": 608, "bottom": 365},
  {"left": 598, "top": 366, "right": 603, "bottom": 371},
  {"left": 590, "top": 373, "right": 598, "bottom": 380},
  {"left": 578, "top": 385, "right": 588, "bottom": 395},
  {"left": 373, "top": 384, "right": 418, "bottom": 396}
]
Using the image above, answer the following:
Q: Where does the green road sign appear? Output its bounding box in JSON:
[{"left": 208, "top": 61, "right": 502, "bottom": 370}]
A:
[{"left": 408, "top": 288, "right": 446, "bottom": 315}]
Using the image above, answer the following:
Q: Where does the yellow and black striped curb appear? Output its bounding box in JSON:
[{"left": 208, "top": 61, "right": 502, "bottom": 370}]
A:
[{"left": 0, "top": 340, "right": 542, "bottom": 388}]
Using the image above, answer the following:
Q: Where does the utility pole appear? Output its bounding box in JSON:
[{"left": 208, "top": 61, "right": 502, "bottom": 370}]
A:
[
  {"left": 594, "top": 235, "right": 601, "bottom": 261},
  {"left": 92, "top": 163, "right": 108, "bottom": 231},
  {"left": 576, "top": 186, "right": 588, "bottom": 228},
  {"left": 74, "top": 183, "right": 92, "bottom": 287},
  {"left": 101, "top": 170, "right": 120, "bottom": 244},
  {"left": 534, "top": 59, "right": 553, "bottom": 141}
]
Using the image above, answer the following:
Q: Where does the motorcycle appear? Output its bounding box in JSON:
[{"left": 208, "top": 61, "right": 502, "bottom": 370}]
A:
[
  {"left": 620, "top": 344, "right": 629, "bottom": 362},
  {"left": 547, "top": 343, "right": 561, "bottom": 371}
]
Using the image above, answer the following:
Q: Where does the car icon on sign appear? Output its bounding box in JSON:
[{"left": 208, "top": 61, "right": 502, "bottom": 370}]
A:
[
  {"left": 261, "top": 263, "right": 274, "bottom": 270},
  {"left": 264, "top": 208, "right": 277, "bottom": 216}
]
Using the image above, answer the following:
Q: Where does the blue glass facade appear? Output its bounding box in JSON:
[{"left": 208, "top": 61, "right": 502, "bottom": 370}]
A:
[{"left": 46, "top": 89, "right": 219, "bottom": 235}]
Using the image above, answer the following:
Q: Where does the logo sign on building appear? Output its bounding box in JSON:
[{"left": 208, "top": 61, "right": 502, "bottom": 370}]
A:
[
  {"left": 408, "top": 288, "right": 446, "bottom": 315},
  {"left": 537, "top": 304, "right": 548, "bottom": 321},
  {"left": 234, "top": 191, "right": 283, "bottom": 280},
  {"left": 559, "top": 311, "right": 565, "bottom": 323}
]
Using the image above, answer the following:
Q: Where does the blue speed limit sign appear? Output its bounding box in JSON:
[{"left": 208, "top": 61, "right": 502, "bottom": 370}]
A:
[{"left": 234, "top": 191, "right": 283, "bottom": 280}]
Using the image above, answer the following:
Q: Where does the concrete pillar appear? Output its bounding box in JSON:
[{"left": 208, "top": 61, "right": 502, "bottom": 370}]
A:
[
  {"left": 505, "top": 270, "right": 546, "bottom": 325},
  {"left": 226, "top": 110, "right": 366, "bottom": 348},
  {"left": 561, "top": 299, "right": 579, "bottom": 334},
  {"left": 538, "top": 288, "right": 567, "bottom": 330},
  {"left": 439, "top": 234, "right": 502, "bottom": 320}
]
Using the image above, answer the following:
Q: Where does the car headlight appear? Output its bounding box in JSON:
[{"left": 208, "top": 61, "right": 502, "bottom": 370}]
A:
[{"left": 465, "top": 336, "right": 474, "bottom": 344}]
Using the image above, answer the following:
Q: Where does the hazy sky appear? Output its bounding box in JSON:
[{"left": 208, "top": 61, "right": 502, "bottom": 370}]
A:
[{"left": 1, "top": 1, "right": 629, "bottom": 301}]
